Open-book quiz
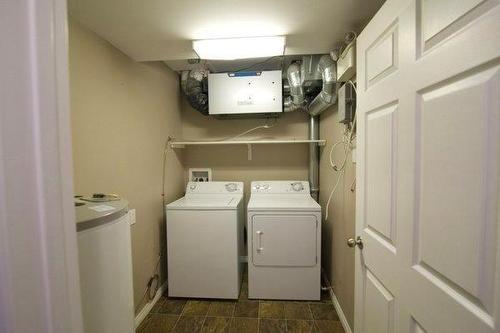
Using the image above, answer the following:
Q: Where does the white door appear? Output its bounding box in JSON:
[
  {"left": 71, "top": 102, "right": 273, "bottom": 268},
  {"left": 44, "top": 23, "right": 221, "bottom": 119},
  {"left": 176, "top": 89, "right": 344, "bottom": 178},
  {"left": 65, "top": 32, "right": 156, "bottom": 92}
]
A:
[{"left": 355, "top": 0, "right": 500, "bottom": 332}]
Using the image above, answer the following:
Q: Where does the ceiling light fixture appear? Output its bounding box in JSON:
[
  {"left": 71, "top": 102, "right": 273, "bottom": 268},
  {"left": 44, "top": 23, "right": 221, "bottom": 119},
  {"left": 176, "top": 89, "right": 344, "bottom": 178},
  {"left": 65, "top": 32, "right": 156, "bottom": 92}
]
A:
[{"left": 192, "top": 36, "right": 286, "bottom": 60}]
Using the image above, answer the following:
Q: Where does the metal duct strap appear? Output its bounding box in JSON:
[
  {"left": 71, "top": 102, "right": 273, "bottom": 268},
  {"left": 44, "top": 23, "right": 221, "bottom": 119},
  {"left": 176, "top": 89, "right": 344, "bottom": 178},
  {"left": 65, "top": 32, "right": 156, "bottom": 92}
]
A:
[{"left": 307, "top": 55, "right": 337, "bottom": 116}]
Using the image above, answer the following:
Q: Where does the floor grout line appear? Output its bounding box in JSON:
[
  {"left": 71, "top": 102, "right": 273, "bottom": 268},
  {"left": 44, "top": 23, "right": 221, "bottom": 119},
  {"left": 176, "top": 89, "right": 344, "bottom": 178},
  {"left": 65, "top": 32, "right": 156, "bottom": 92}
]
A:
[{"left": 170, "top": 298, "right": 186, "bottom": 332}]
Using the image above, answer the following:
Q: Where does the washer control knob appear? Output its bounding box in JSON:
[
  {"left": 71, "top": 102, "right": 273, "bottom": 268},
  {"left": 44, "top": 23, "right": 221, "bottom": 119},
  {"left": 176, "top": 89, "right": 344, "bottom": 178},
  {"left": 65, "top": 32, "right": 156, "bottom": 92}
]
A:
[
  {"left": 291, "top": 182, "right": 304, "bottom": 192},
  {"left": 225, "top": 183, "right": 238, "bottom": 192}
]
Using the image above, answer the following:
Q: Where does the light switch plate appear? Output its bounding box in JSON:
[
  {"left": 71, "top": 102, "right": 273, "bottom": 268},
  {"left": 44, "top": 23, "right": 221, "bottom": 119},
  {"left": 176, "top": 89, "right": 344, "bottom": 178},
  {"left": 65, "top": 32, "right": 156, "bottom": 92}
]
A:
[{"left": 128, "top": 209, "right": 136, "bottom": 225}]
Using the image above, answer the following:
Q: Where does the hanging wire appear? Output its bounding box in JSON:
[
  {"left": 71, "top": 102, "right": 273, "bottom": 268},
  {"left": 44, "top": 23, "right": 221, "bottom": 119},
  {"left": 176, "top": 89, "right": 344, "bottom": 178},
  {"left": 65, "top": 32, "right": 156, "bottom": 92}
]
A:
[{"left": 324, "top": 80, "right": 357, "bottom": 221}]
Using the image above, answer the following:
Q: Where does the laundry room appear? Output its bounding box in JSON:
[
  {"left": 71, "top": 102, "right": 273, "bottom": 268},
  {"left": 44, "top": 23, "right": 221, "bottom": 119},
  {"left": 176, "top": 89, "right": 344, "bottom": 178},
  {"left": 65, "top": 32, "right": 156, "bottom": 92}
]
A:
[
  {"left": 3, "top": 1, "right": 499, "bottom": 333},
  {"left": 68, "top": 1, "right": 365, "bottom": 327}
]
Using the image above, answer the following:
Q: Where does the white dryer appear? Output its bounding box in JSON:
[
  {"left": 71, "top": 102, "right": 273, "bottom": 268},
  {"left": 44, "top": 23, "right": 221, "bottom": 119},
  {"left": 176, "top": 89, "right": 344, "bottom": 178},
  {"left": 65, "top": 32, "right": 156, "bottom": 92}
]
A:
[
  {"left": 166, "top": 182, "right": 244, "bottom": 299},
  {"left": 247, "top": 181, "right": 321, "bottom": 300}
]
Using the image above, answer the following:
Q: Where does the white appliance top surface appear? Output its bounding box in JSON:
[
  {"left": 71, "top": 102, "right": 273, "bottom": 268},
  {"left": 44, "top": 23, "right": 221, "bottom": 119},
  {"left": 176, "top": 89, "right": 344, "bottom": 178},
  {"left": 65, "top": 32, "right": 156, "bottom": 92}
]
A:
[
  {"left": 185, "top": 181, "right": 243, "bottom": 194},
  {"left": 248, "top": 181, "right": 321, "bottom": 211},
  {"left": 166, "top": 182, "right": 243, "bottom": 210}
]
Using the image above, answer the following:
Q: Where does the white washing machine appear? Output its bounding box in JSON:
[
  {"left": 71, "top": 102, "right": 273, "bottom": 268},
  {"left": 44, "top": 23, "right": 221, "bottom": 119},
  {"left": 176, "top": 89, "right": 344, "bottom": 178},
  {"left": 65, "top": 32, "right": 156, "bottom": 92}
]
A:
[
  {"left": 166, "top": 181, "right": 244, "bottom": 299},
  {"left": 247, "top": 181, "right": 321, "bottom": 300}
]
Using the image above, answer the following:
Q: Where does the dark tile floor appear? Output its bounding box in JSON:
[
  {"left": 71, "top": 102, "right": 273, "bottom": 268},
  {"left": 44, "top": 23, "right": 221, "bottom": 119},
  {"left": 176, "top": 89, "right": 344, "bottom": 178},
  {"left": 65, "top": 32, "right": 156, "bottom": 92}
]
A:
[{"left": 137, "top": 271, "right": 345, "bottom": 333}]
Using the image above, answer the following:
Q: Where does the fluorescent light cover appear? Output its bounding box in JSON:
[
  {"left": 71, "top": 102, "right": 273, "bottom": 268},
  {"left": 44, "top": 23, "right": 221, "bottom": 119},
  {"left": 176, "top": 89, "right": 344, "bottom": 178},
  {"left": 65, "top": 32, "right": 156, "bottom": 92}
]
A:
[{"left": 192, "top": 36, "right": 285, "bottom": 60}]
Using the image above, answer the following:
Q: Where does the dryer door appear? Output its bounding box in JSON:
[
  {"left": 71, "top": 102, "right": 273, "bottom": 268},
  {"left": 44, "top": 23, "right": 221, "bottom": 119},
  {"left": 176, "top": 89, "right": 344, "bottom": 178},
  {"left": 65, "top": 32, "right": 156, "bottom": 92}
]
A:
[{"left": 251, "top": 214, "right": 318, "bottom": 267}]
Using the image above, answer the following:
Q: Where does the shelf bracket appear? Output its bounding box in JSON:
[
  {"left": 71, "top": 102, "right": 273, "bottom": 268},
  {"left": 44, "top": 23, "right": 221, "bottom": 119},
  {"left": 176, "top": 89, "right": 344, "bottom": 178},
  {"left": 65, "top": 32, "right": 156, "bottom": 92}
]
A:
[{"left": 247, "top": 144, "right": 253, "bottom": 161}]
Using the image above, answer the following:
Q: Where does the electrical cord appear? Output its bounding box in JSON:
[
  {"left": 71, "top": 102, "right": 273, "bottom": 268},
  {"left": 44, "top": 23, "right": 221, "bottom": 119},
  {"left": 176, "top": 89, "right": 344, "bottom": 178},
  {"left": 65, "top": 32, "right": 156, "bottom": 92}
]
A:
[
  {"left": 217, "top": 117, "right": 278, "bottom": 141},
  {"left": 135, "top": 137, "right": 173, "bottom": 312},
  {"left": 324, "top": 80, "right": 357, "bottom": 221}
]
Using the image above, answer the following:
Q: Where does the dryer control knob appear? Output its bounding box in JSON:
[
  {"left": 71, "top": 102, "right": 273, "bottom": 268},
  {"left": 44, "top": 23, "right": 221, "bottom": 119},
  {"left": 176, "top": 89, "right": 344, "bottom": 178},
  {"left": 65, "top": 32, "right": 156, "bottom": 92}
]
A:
[{"left": 291, "top": 182, "right": 304, "bottom": 192}]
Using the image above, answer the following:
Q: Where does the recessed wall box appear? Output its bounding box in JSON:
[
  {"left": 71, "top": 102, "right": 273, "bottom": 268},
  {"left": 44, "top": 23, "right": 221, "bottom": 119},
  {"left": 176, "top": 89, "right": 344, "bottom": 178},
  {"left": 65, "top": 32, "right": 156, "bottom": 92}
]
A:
[
  {"left": 208, "top": 70, "right": 282, "bottom": 115},
  {"left": 337, "top": 42, "right": 356, "bottom": 82},
  {"left": 338, "top": 83, "right": 356, "bottom": 124},
  {"left": 188, "top": 168, "right": 212, "bottom": 182}
]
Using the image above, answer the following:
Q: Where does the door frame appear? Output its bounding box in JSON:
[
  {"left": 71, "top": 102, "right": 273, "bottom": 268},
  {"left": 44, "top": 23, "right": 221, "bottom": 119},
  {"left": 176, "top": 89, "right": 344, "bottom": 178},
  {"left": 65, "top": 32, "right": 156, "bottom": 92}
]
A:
[{"left": 0, "top": 0, "right": 83, "bottom": 332}]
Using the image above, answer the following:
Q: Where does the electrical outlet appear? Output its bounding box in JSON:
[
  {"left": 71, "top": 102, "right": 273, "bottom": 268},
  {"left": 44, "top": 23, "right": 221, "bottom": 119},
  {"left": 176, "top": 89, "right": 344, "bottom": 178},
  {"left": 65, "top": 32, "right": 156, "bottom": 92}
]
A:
[{"left": 128, "top": 209, "right": 136, "bottom": 225}]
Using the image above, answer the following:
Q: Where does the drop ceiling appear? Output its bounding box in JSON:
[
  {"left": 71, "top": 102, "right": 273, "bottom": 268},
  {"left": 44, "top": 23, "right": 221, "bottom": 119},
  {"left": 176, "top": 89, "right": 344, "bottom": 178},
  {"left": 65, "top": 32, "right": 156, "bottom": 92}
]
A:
[{"left": 68, "top": 0, "right": 385, "bottom": 71}]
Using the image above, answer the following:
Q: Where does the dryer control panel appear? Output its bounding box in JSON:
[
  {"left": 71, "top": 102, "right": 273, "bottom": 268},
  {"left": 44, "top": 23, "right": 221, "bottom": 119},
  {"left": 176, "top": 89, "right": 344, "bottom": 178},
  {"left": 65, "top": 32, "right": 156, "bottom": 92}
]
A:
[{"left": 251, "top": 181, "right": 310, "bottom": 194}]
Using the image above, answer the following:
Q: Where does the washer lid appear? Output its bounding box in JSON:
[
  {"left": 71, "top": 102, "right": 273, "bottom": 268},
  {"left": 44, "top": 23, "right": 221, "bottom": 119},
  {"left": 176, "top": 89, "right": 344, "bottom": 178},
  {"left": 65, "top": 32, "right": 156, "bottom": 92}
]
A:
[
  {"left": 166, "top": 195, "right": 242, "bottom": 210},
  {"left": 247, "top": 195, "right": 321, "bottom": 212}
]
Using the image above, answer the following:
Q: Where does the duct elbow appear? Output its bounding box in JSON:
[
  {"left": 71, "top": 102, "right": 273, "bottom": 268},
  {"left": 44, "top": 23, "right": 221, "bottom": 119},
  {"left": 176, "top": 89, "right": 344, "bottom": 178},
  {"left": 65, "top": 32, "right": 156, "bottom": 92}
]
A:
[
  {"left": 307, "top": 89, "right": 337, "bottom": 116},
  {"left": 307, "top": 55, "right": 337, "bottom": 116}
]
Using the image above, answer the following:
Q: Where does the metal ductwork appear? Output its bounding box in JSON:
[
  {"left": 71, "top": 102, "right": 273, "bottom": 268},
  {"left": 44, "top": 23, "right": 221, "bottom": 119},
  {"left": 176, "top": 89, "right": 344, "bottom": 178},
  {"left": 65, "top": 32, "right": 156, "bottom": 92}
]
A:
[
  {"left": 283, "top": 62, "right": 305, "bottom": 112},
  {"left": 180, "top": 69, "right": 209, "bottom": 115},
  {"left": 283, "top": 96, "right": 301, "bottom": 112},
  {"left": 287, "top": 63, "right": 305, "bottom": 105},
  {"left": 282, "top": 54, "right": 337, "bottom": 202},
  {"left": 307, "top": 55, "right": 337, "bottom": 116}
]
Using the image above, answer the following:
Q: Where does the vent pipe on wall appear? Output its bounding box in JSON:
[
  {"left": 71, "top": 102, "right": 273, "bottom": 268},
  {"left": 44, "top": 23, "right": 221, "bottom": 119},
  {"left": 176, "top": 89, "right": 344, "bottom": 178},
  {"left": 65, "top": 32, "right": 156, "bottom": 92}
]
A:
[
  {"left": 309, "top": 115, "right": 319, "bottom": 201},
  {"left": 307, "top": 55, "right": 337, "bottom": 116}
]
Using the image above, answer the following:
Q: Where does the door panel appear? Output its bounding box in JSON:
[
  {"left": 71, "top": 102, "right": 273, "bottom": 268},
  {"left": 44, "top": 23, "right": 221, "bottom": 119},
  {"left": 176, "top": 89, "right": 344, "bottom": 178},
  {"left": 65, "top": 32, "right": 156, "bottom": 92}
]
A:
[
  {"left": 251, "top": 215, "right": 317, "bottom": 267},
  {"left": 356, "top": 0, "right": 500, "bottom": 332},
  {"left": 418, "top": 0, "right": 495, "bottom": 53},
  {"left": 364, "top": 270, "right": 395, "bottom": 333},
  {"left": 417, "top": 65, "right": 499, "bottom": 313},
  {"left": 366, "top": 21, "right": 399, "bottom": 87},
  {"left": 366, "top": 103, "right": 398, "bottom": 244},
  {"left": 410, "top": 318, "right": 427, "bottom": 333}
]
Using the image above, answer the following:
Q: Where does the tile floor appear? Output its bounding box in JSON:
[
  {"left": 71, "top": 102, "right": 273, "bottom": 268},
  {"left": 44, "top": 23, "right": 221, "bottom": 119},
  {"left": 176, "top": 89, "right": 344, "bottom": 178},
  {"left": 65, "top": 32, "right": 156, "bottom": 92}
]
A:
[{"left": 137, "top": 271, "right": 345, "bottom": 333}]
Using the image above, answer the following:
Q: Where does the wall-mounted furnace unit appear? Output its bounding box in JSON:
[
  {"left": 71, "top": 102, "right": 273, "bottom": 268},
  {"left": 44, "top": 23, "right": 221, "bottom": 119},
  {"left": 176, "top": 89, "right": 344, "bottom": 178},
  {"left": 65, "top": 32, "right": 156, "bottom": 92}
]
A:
[{"left": 208, "top": 70, "right": 282, "bottom": 115}]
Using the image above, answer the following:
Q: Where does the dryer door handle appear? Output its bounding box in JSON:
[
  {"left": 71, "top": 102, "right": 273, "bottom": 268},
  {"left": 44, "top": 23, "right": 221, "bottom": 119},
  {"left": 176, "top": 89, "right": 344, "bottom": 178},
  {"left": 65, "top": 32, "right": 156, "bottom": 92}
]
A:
[{"left": 256, "top": 231, "right": 263, "bottom": 253}]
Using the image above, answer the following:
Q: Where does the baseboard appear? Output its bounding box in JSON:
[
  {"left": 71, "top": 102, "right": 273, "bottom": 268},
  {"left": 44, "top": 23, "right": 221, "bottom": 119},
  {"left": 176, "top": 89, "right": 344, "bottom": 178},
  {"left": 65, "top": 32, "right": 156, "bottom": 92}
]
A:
[
  {"left": 328, "top": 288, "right": 353, "bottom": 333},
  {"left": 134, "top": 282, "right": 167, "bottom": 328},
  {"left": 321, "top": 271, "right": 352, "bottom": 333}
]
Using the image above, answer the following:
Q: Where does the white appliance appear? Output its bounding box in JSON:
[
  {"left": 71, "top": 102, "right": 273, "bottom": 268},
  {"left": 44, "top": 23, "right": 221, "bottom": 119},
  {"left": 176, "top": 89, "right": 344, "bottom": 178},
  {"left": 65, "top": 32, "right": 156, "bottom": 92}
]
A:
[
  {"left": 76, "top": 198, "right": 134, "bottom": 333},
  {"left": 166, "top": 182, "right": 244, "bottom": 298},
  {"left": 247, "top": 181, "right": 321, "bottom": 300},
  {"left": 208, "top": 70, "right": 282, "bottom": 115}
]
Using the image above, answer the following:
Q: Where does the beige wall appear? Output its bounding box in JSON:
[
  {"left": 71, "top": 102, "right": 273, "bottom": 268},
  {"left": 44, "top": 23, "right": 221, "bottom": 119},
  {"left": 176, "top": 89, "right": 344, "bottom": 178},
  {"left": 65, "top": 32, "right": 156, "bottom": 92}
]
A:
[
  {"left": 319, "top": 104, "right": 356, "bottom": 327},
  {"left": 69, "top": 19, "right": 184, "bottom": 313},
  {"left": 181, "top": 101, "right": 310, "bottom": 203},
  {"left": 181, "top": 103, "right": 310, "bottom": 261}
]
